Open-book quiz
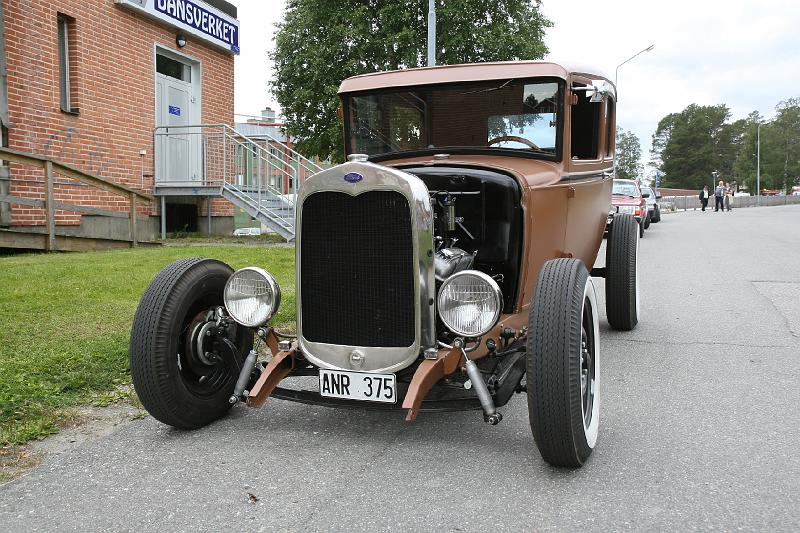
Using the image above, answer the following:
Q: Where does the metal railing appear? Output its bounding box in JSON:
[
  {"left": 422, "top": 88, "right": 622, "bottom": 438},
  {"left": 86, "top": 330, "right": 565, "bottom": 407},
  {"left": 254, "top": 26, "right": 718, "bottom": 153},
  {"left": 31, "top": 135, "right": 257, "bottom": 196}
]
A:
[
  {"left": 153, "top": 123, "right": 323, "bottom": 237},
  {"left": 0, "top": 146, "right": 153, "bottom": 251}
]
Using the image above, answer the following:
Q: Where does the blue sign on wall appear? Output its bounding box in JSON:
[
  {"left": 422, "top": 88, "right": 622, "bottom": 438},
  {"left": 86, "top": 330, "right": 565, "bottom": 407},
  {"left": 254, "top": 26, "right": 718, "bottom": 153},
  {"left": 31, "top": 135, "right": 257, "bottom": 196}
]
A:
[
  {"left": 154, "top": 0, "right": 239, "bottom": 53},
  {"left": 168, "top": 105, "right": 181, "bottom": 116},
  {"left": 116, "top": 0, "right": 240, "bottom": 55}
]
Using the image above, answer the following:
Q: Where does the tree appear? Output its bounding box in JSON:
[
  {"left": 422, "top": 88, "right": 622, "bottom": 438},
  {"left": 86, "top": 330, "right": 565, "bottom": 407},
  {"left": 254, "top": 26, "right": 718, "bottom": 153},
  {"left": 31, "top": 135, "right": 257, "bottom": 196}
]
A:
[
  {"left": 271, "top": 0, "right": 552, "bottom": 162},
  {"left": 649, "top": 112, "right": 676, "bottom": 170},
  {"left": 732, "top": 111, "right": 763, "bottom": 193},
  {"left": 769, "top": 98, "right": 800, "bottom": 192},
  {"left": 650, "top": 104, "right": 740, "bottom": 189},
  {"left": 733, "top": 100, "right": 800, "bottom": 193},
  {"left": 615, "top": 127, "right": 642, "bottom": 181}
]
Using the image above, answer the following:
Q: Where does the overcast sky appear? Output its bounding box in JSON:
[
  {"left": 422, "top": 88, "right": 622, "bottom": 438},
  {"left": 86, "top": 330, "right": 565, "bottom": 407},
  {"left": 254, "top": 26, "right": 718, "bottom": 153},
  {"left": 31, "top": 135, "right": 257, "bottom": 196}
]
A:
[{"left": 234, "top": 0, "right": 800, "bottom": 172}]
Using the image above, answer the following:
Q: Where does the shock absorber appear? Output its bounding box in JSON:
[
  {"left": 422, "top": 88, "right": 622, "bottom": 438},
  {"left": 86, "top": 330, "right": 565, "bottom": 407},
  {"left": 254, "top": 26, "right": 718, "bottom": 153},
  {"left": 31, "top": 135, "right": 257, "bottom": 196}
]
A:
[
  {"left": 230, "top": 348, "right": 259, "bottom": 404},
  {"left": 455, "top": 338, "right": 502, "bottom": 425}
]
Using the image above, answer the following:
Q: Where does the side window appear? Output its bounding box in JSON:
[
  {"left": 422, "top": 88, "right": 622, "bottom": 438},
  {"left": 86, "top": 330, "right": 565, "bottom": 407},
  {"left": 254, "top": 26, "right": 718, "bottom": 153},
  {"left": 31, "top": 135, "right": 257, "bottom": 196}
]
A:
[
  {"left": 605, "top": 99, "right": 615, "bottom": 157},
  {"left": 57, "top": 14, "right": 78, "bottom": 113},
  {"left": 570, "top": 84, "right": 601, "bottom": 159}
]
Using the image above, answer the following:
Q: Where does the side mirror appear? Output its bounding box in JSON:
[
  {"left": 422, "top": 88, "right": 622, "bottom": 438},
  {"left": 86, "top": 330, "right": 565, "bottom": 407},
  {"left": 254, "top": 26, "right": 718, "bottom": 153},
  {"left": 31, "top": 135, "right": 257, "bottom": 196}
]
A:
[
  {"left": 656, "top": 193, "right": 662, "bottom": 199},
  {"left": 589, "top": 80, "right": 616, "bottom": 102}
]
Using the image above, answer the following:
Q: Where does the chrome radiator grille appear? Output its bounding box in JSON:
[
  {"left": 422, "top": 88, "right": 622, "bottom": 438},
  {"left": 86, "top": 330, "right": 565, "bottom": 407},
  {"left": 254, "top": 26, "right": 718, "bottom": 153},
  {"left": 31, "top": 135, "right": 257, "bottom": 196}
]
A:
[{"left": 299, "top": 190, "right": 415, "bottom": 347}]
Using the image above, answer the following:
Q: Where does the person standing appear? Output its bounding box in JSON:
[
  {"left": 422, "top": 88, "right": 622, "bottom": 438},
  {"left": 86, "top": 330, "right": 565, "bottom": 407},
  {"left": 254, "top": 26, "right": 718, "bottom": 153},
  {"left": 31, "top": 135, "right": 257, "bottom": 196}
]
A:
[
  {"left": 725, "top": 182, "right": 733, "bottom": 211},
  {"left": 699, "top": 185, "right": 710, "bottom": 211},
  {"left": 714, "top": 180, "right": 725, "bottom": 212}
]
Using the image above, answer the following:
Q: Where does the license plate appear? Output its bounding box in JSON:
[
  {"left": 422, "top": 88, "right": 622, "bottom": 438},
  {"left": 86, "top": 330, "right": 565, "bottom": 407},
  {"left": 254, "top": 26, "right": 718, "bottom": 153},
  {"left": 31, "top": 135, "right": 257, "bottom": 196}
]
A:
[{"left": 318, "top": 369, "right": 397, "bottom": 404}]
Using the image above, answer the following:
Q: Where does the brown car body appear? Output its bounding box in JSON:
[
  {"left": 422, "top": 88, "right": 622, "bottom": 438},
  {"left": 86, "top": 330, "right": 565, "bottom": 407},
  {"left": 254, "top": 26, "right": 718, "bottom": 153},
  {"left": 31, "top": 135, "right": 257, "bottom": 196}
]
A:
[
  {"left": 317, "top": 62, "right": 616, "bottom": 416},
  {"left": 132, "top": 61, "right": 641, "bottom": 467}
]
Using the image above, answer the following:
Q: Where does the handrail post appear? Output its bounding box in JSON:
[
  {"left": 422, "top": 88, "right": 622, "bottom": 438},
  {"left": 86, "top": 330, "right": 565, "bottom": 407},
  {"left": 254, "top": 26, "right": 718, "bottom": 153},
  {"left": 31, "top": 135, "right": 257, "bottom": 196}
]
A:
[
  {"left": 161, "top": 196, "right": 166, "bottom": 240},
  {"left": 43, "top": 160, "right": 56, "bottom": 251},
  {"left": 129, "top": 191, "right": 138, "bottom": 247},
  {"left": 223, "top": 129, "right": 227, "bottom": 186}
]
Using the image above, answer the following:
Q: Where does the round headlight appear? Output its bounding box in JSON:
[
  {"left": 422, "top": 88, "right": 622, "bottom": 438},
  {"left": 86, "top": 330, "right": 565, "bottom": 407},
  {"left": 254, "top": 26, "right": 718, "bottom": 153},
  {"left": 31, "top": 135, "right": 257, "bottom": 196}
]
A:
[
  {"left": 437, "top": 270, "right": 502, "bottom": 338},
  {"left": 223, "top": 267, "right": 281, "bottom": 327}
]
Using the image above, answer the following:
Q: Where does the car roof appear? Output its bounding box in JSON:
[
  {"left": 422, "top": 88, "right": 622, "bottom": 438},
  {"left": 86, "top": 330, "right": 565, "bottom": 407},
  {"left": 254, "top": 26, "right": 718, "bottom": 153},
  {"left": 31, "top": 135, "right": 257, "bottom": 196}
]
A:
[{"left": 338, "top": 61, "right": 614, "bottom": 94}]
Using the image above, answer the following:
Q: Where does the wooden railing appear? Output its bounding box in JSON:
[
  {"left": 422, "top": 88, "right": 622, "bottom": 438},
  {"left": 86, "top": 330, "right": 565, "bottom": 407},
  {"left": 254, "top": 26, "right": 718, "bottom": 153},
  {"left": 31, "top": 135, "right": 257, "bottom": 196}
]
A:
[{"left": 0, "top": 146, "right": 153, "bottom": 250}]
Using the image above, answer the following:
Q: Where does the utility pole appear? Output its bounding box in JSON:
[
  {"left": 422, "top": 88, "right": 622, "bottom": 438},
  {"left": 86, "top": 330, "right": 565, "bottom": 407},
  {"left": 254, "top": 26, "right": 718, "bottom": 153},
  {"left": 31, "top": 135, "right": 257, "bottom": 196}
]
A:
[{"left": 427, "top": 0, "right": 436, "bottom": 67}]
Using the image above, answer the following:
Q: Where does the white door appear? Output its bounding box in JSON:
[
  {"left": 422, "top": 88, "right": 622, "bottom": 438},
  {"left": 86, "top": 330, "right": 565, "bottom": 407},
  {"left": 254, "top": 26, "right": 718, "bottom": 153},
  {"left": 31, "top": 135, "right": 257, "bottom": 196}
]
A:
[{"left": 155, "top": 51, "right": 200, "bottom": 184}]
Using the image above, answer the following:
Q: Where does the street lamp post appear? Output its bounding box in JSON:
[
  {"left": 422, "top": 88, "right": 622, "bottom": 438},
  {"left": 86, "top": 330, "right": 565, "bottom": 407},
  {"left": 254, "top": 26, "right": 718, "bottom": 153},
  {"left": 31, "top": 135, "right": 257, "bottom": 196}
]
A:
[
  {"left": 756, "top": 122, "right": 762, "bottom": 205},
  {"left": 427, "top": 0, "right": 436, "bottom": 67},
  {"left": 614, "top": 44, "right": 654, "bottom": 98},
  {"left": 613, "top": 45, "right": 654, "bottom": 179}
]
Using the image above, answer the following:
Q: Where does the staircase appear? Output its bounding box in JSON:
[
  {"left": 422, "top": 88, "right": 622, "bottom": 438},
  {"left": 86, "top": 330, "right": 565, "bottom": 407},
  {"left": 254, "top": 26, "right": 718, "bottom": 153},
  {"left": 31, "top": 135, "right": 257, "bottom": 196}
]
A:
[
  {"left": 153, "top": 124, "right": 323, "bottom": 241},
  {"left": 222, "top": 185, "right": 296, "bottom": 241}
]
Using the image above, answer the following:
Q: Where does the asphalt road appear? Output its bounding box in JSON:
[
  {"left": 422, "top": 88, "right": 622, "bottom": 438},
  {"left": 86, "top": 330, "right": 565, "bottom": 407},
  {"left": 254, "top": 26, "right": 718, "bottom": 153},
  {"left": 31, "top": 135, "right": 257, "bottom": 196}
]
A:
[{"left": 3, "top": 205, "right": 800, "bottom": 532}]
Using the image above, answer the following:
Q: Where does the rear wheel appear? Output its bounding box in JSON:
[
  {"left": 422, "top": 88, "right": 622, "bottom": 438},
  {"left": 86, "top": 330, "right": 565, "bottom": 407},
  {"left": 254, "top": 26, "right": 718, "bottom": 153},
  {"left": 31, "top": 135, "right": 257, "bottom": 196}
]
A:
[
  {"left": 653, "top": 205, "right": 662, "bottom": 223},
  {"left": 527, "top": 258, "right": 600, "bottom": 467},
  {"left": 644, "top": 212, "right": 651, "bottom": 229},
  {"left": 606, "top": 214, "right": 640, "bottom": 330},
  {"left": 130, "top": 258, "right": 253, "bottom": 429}
]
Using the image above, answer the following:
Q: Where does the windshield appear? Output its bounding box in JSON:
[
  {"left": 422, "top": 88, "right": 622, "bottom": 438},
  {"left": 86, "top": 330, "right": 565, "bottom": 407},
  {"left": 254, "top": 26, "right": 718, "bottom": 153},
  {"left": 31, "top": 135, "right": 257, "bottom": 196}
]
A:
[
  {"left": 613, "top": 181, "right": 639, "bottom": 197},
  {"left": 345, "top": 79, "right": 563, "bottom": 158}
]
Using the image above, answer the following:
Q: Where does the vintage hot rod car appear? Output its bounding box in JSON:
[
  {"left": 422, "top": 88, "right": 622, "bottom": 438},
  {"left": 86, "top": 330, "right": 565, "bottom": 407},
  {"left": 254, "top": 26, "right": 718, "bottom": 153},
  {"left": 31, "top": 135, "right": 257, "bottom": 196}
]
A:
[{"left": 130, "top": 62, "right": 640, "bottom": 467}]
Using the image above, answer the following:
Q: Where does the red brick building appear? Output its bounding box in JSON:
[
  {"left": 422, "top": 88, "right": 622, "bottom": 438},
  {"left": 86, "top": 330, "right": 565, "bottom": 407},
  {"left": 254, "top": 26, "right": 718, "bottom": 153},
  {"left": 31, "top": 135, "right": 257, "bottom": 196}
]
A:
[{"left": 0, "top": 0, "right": 239, "bottom": 238}]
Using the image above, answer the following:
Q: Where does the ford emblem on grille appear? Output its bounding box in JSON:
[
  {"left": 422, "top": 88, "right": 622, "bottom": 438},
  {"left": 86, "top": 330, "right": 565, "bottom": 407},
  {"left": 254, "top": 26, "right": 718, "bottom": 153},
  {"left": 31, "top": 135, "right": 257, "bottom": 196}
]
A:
[{"left": 343, "top": 172, "right": 363, "bottom": 183}]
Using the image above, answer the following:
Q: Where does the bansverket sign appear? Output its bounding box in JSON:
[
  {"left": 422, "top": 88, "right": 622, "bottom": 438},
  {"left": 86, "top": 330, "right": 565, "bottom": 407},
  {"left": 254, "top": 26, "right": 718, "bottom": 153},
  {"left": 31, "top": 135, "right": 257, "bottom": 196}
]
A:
[{"left": 116, "top": 0, "right": 240, "bottom": 54}]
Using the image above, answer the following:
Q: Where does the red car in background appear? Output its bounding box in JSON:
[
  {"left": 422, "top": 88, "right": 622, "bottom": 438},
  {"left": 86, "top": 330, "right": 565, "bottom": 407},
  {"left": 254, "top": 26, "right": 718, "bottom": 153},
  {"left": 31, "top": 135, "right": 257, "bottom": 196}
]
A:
[{"left": 608, "top": 179, "right": 646, "bottom": 237}]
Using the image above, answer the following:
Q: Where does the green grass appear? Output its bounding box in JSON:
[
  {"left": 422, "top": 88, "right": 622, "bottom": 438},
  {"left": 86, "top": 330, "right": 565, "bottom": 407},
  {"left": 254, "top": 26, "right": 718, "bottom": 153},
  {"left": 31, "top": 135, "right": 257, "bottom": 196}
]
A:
[
  {"left": 163, "top": 233, "right": 287, "bottom": 245},
  {"left": 0, "top": 245, "right": 295, "bottom": 445}
]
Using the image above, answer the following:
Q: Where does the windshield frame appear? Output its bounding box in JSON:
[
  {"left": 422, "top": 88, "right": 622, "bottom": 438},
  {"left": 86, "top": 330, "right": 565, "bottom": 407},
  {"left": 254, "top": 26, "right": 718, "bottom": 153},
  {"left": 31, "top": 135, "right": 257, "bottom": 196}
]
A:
[{"left": 341, "top": 77, "right": 565, "bottom": 163}]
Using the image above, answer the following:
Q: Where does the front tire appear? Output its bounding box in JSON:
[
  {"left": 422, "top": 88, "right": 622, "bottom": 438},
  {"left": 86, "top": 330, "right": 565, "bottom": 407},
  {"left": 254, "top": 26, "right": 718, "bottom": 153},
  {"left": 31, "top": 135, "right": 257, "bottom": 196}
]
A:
[
  {"left": 606, "top": 214, "right": 640, "bottom": 331},
  {"left": 527, "top": 258, "right": 600, "bottom": 467},
  {"left": 130, "top": 258, "right": 252, "bottom": 429}
]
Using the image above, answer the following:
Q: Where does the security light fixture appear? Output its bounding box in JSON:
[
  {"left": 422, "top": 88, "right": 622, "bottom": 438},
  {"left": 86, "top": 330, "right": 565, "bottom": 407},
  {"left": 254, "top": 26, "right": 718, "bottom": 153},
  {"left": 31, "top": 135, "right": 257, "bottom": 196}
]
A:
[{"left": 176, "top": 34, "right": 187, "bottom": 48}]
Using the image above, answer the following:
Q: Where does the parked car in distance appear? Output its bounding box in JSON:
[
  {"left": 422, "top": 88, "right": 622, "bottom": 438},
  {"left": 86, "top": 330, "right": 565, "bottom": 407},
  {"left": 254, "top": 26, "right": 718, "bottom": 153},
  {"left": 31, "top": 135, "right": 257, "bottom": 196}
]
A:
[
  {"left": 640, "top": 186, "right": 662, "bottom": 224},
  {"left": 233, "top": 227, "right": 262, "bottom": 236},
  {"left": 610, "top": 179, "right": 646, "bottom": 237}
]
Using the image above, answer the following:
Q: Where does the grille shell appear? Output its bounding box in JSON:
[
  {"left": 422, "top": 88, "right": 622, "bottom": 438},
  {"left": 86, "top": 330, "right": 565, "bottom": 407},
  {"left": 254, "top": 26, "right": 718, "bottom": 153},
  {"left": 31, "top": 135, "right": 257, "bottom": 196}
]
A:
[
  {"left": 300, "top": 190, "right": 415, "bottom": 347},
  {"left": 295, "top": 160, "right": 436, "bottom": 374}
]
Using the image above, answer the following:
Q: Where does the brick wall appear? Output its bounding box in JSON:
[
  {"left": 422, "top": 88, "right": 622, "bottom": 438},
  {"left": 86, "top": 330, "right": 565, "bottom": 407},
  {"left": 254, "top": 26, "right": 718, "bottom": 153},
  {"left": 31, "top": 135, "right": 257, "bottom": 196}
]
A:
[{"left": 4, "top": 0, "right": 235, "bottom": 226}]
